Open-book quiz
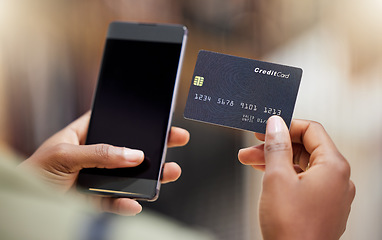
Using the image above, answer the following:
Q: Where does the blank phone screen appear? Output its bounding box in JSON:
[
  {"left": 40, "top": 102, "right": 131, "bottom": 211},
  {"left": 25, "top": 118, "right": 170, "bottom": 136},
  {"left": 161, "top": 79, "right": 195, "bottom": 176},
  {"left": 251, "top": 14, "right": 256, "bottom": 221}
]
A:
[{"left": 82, "top": 38, "right": 182, "bottom": 180}]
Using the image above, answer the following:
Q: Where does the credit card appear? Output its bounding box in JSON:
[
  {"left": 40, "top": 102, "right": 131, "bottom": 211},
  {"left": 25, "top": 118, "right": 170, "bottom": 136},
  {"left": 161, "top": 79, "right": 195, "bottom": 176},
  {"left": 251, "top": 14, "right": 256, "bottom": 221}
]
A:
[{"left": 184, "top": 50, "right": 302, "bottom": 134}]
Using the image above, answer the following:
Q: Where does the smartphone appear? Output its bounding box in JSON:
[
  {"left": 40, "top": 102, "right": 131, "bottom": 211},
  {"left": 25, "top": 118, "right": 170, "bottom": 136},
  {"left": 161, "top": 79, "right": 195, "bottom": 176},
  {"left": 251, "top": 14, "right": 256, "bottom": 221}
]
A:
[{"left": 77, "top": 22, "right": 187, "bottom": 201}]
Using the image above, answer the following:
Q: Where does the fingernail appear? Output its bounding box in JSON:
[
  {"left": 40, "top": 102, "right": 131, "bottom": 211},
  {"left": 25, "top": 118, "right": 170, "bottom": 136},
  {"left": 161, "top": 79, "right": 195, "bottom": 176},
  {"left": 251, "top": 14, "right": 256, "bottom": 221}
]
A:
[
  {"left": 266, "top": 116, "right": 284, "bottom": 134},
  {"left": 238, "top": 148, "right": 243, "bottom": 155},
  {"left": 238, "top": 147, "right": 250, "bottom": 155},
  {"left": 122, "top": 148, "right": 144, "bottom": 161}
]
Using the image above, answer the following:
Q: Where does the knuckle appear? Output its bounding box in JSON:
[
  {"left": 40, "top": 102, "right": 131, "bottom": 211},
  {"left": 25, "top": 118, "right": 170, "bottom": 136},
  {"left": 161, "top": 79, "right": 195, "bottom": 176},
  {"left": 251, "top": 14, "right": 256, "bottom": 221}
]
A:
[
  {"left": 341, "top": 161, "right": 352, "bottom": 179},
  {"left": 95, "top": 144, "right": 111, "bottom": 160},
  {"left": 265, "top": 142, "right": 290, "bottom": 153},
  {"left": 349, "top": 180, "right": 356, "bottom": 200},
  {"left": 327, "top": 152, "right": 352, "bottom": 180},
  {"left": 51, "top": 143, "right": 70, "bottom": 159},
  {"left": 48, "top": 143, "right": 73, "bottom": 173},
  {"left": 309, "top": 120, "right": 325, "bottom": 131},
  {"left": 337, "top": 156, "right": 351, "bottom": 178}
]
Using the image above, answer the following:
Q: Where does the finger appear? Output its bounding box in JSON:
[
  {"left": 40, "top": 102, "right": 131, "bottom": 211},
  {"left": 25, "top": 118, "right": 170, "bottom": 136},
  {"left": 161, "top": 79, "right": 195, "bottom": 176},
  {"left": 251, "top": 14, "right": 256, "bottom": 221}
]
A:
[
  {"left": 161, "top": 162, "right": 182, "bottom": 184},
  {"left": 264, "top": 116, "right": 295, "bottom": 177},
  {"left": 52, "top": 143, "right": 144, "bottom": 172},
  {"left": 67, "top": 111, "right": 91, "bottom": 145},
  {"left": 255, "top": 132, "right": 265, "bottom": 141},
  {"left": 251, "top": 165, "right": 266, "bottom": 172},
  {"left": 238, "top": 144, "right": 265, "bottom": 165},
  {"left": 292, "top": 143, "right": 311, "bottom": 171},
  {"left": 167, "top": 127, "right": 190, "bottom": 148},
  {"left": 348, "top": 180, "right": 356, "bottom": 204},
  {"left": 41, "top": 111, "right": 91, "bottom": 147},
  {"left": 101, "top": 197, "right": 142, "bottom": 216},
  {"left": 289, "top": 119, "right": 344, "bottom": 168}
]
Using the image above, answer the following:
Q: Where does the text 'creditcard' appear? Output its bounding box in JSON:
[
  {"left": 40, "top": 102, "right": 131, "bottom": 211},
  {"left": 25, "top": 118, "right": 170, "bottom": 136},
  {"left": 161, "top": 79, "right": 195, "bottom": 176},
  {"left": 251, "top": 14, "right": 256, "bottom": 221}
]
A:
[{"left": 184, "top": 50, "right": 302, "bottom": 134}]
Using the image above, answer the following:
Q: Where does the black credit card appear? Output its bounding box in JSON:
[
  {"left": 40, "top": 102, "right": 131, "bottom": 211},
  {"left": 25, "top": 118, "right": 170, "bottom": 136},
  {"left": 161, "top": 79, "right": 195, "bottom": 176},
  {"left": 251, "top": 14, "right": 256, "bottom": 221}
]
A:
[{"left": 184, "top": 50, "right": 302, "bottom": 134}]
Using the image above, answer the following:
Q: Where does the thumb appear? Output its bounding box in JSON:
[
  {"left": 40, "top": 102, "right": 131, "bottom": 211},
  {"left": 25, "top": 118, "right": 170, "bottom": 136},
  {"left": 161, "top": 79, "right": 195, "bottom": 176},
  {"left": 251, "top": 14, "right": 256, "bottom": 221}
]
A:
[
  {"left": 264, "top": 116, "right": 295, "bottom": 177},
  {"left": 53, "top": 143, "right": 144, "bottom": 173}
]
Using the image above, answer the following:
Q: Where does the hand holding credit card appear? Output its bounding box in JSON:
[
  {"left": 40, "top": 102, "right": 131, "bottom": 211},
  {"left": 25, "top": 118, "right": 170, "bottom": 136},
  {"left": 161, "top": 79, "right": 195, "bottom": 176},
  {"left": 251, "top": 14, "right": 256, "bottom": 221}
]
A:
[{"left": 184, "top": 50, "right": 302, "bottom": 134}]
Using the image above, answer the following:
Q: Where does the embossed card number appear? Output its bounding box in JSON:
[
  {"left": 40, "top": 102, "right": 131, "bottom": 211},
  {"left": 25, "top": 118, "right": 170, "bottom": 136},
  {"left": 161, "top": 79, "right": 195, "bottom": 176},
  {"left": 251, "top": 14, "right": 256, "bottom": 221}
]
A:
[{"left": 184, "top": 50, "right": 302, "bottom": 134}]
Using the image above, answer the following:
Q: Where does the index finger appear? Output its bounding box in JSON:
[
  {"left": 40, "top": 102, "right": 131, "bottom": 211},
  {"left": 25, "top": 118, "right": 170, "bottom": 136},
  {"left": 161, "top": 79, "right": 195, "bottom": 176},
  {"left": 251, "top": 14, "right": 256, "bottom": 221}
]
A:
[
  {"left": 38, "top": 112, "right": 91, "bottom": 148},
  {"left": 289, "top": 119, "right": 346, "bottom": 168},
  {"left": 67, "top": 111, "right": 91, "bottom": 144}
]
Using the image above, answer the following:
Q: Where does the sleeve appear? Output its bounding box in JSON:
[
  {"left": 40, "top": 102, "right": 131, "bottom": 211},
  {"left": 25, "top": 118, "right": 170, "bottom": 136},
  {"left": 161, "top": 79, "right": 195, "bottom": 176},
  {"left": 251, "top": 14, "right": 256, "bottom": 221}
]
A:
[
  {"left": 0, "top": 157, "right": 215, "bottom": 240},
  {"left": 0, "top": 157, "right": 96, "bottom": 240}
]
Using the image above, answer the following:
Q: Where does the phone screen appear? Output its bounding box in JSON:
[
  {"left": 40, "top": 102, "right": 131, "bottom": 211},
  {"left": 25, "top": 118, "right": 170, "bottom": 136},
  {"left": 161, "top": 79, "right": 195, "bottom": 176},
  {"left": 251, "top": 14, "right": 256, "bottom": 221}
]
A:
[{"left": 82, "top": 38, "right": 182, "bottom": 180}]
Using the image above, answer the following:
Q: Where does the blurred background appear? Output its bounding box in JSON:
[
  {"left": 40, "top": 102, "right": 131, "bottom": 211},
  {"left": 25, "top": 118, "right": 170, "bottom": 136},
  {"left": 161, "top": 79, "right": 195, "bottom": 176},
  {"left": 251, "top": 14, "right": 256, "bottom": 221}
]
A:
[{"left": 1, "top": 0, "right": 382, "bottom": 239}]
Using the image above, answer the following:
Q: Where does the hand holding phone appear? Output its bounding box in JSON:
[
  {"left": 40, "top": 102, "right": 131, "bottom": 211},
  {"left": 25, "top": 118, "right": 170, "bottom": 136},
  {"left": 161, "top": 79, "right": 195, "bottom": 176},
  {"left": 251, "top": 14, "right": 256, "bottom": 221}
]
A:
[
  {"left": 77, "top": 22, "right": 188, "bottom": 201},
  {"left": 19, "top": 112, "right": 189, "bottom": 215}
]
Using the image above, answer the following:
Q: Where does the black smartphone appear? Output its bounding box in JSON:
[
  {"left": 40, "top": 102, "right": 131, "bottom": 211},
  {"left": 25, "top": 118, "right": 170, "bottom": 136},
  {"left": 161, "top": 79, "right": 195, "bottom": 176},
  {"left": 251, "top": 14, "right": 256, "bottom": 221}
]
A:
[{"left": 77, "top": 22, "right": 187, "bottom": 201}]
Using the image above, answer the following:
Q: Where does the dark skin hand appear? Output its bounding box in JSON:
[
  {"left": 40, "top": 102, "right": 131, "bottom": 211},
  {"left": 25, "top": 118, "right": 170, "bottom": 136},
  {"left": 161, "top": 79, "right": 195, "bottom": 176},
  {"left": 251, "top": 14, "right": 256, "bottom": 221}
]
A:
[
  {"left": 19, "top": 112, "right": 190, "bottom": 216},
  {"left": 238, "top": 116, "right": 355, "bottom": 240}
]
